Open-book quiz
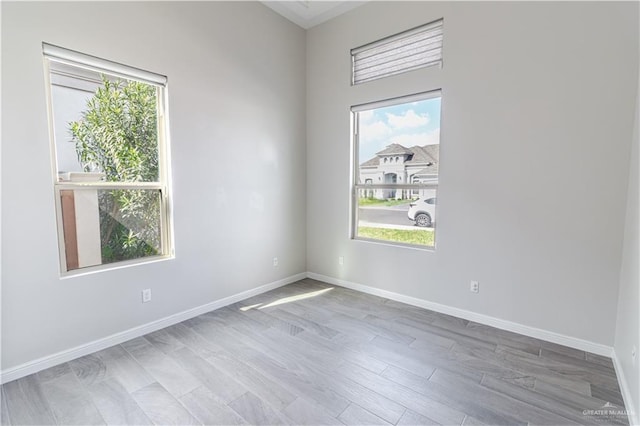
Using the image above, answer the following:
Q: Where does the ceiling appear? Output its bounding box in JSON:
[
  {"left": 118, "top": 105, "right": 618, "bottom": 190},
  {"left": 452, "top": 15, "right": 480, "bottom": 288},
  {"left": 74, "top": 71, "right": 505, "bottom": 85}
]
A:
[{"left": 261, "top": 1, "right": 367, "bottom": 29}]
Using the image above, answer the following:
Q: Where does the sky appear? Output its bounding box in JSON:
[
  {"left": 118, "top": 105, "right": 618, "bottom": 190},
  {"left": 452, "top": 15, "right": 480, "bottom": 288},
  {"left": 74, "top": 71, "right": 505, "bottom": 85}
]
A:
[{"left": 358, "top": 96, "right": 441, "bottom": 163}]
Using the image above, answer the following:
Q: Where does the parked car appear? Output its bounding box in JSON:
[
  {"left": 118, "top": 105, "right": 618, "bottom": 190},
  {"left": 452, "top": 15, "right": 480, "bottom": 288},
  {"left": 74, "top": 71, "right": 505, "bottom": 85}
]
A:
[{"left": 408, "top": 197, "right": 436, "bottom": 227}]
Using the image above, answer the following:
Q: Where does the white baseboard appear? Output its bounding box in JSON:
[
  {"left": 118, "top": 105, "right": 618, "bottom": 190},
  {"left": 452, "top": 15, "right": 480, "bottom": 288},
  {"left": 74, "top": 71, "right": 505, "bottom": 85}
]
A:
[
  {"left": 0, "top": 272, "right": 306, "bottom": 384},
  {"left": 612, "top": 350, "right": 639, "bottom": 426},
  {"left": 307, "top": 272, "right": 614, "bottom": 357}
]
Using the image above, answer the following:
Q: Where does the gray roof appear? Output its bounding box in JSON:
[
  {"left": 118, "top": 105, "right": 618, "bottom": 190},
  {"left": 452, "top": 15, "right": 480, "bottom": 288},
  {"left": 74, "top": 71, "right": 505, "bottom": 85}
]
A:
[
  {"left": 405, "top": 144, "right": 438, "bottom": 165},
  {"left": 375, "top": 143, "right": 414, "bottom": 156},
  {"left": 360, "top": 156, "right": 381, "bottom": 168},
  {"left": 413, "top": 164, "right": 439, "bottom": 175},
  {"left": 361, "top": 143, "right": 439, "bottom": 169}
]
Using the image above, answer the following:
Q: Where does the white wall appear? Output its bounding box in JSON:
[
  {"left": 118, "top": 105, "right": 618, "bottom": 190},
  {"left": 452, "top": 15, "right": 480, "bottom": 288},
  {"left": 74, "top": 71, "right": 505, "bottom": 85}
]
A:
[
  {"left": 614, "top": 62, "right": 640, "bottom": 423},
  {"left": 306, "top": 1, "right": 639, "bottom": 346},
  {"left": 1, "top": 2, "right": 307, "bottom": 371}
]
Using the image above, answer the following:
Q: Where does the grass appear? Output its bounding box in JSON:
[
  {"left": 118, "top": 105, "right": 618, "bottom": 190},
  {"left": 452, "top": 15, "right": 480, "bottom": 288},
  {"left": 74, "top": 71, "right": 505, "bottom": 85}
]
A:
[
  {"left": 358, "top": 226, "right": 434, "bottom": 246},
  {"left": 358, "top": 198, "right": 414, "bottom": 207}
]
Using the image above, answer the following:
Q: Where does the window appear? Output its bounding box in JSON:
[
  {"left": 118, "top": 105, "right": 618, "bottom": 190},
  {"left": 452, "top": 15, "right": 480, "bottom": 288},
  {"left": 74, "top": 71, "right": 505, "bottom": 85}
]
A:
[
  {"left": 351, "top": 19, "right": 443, "bottom": 85},
  {"left": 43, "top": 43, "right": 173, "bottom": 274},
  {"left": 352, "top": 91, "right": 441, "bottom": 248}
]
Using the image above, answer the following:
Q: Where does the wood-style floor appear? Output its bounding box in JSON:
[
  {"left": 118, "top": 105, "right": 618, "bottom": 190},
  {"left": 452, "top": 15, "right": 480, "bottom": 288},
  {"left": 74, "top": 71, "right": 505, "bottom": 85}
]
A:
[{"left": 1, "top": 279, "right": 629, "bottom": 425}]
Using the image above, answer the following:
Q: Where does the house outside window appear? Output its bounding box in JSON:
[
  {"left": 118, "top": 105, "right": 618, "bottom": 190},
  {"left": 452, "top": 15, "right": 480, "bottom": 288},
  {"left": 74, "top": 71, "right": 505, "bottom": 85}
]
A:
[
  {"left": 43, "top": 44, "right": 173, "bottom": 275},
  {"left": 352, "top": 91, "right": 441, "bottom": 248}
]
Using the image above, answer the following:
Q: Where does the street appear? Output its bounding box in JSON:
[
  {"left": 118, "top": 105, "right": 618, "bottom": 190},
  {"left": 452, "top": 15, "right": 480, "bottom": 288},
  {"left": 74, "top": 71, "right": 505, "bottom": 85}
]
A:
[{"left": 358, "top": 206, "right": 413, "bottom": 227}]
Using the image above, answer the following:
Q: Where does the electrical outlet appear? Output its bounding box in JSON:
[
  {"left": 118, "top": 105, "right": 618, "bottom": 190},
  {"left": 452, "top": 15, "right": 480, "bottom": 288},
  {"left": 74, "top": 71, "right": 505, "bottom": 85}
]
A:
[
  {"left": 142, "top": 288, "right": 152, "bottom": 303},
  {"left": 339, "top": 256, "right": 344, "bottom": 266},
  {"left": 273, "top": 257, "right": 279, "bottom": 267},
  {"left": 470, "top": 281, "right": 479, "bottom": 293}
]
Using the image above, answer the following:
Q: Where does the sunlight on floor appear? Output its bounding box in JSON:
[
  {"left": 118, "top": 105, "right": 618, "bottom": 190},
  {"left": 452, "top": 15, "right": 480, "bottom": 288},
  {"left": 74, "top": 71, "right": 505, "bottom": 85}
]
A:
[
  {"left": 239, "top": 287, "right": 334, "bottom": 311},
  {"left": 239, "top": 303, "right": 263, "bottom": 312}
]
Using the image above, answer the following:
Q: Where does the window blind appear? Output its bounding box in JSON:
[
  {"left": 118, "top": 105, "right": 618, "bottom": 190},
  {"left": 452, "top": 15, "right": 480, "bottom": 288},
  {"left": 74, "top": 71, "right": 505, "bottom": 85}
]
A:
[
  {"left": 43, "top": 43, "right": 167, "bottom": 86},
  {"left": 351, "top": 19, "right": 443, "bottom": 85}
]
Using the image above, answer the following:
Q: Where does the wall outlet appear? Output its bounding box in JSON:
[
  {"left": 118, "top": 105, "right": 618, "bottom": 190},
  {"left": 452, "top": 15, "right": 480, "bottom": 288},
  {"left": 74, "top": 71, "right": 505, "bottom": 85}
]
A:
[
  {"left": 470, "top": 281, "right": 479, "bottom": 293},
  {"left": 338, "top": 256, "right": 344, "bottom": 266},
  {"left": 142, "top": 289, "right": 152, "bottom": 303},
  {"left": 273, "top": 257, "right": 279, "bottom": 267}
]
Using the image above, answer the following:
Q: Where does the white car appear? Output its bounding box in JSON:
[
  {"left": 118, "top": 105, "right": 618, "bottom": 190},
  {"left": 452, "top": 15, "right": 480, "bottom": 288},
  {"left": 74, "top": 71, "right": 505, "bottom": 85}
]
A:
[{"left": 408, "top": 197, "right": 436, "bottom": 227}]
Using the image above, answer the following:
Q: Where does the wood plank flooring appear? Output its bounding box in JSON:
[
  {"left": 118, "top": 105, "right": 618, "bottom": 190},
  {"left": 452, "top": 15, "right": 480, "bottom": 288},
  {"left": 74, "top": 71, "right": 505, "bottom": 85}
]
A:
[{"left": 0, "top": 279, "right": 629, "bottom": 425}]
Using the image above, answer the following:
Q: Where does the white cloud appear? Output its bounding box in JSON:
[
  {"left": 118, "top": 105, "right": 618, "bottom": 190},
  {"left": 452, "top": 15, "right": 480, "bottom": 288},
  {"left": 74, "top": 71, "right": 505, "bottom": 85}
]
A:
[
  {"left": 393, "top": 128, "right": 440, "bottom": 146},
  {"left": 386, "top": 109, "right": 430, "bottom": 129},
  {"left": 360, "top": 120, "right": 391, "bottom": 144},
  {"left": 359, "top": 109, "right": 375, "bottom": 123}
]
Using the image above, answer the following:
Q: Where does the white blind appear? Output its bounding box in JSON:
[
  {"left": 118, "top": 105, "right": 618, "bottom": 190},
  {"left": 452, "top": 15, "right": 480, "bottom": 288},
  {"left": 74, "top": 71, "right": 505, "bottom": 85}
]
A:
[
  {"left": 351, "top": 19, "right": 443, "bottom": 85},
  {"left": 43, "top": 43, "right": 167, "bottom": 86}
]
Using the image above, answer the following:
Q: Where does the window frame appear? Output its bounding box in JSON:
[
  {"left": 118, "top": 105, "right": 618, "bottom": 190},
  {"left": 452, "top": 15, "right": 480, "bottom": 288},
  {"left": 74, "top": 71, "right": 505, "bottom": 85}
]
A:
[
  {"left": 43, "top": 43, "right": 174, "bottom": 277},
  {"left": 350, "top": 89, "right": 441, "bottom": 250}
]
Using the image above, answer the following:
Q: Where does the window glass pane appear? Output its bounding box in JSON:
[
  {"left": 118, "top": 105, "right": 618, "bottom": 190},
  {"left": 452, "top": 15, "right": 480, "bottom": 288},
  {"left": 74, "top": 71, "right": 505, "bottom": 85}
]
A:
[
  {"left": 58, "top": 188, "right": 162, "bottom": 271},
  {"left": 356, "top": 188, "right": 436, "bottom": 247},
  {"left": 49, "top": 61, "right": 160, "bottom": 183},
  {"left": 354, "top": 93, "right": 441, "bottom": 248},
  {"left": 357, "top": 96, "right": 441, "bottom": 185}
]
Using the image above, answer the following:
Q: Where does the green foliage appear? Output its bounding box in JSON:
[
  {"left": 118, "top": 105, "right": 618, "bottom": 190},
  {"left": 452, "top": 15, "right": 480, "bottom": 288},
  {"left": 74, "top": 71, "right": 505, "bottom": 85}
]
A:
[
  {"left": 71, "top": 78, "right": 158, "bottom": 181},
  {"left": 358, "top": 197, "right": 415, "bottom": 207},
  {"left": 358, "top": 226, "right": 434, "bottom": 246},
  {"left": 70, "top": 77, "right": 161, "bottom": 263}
]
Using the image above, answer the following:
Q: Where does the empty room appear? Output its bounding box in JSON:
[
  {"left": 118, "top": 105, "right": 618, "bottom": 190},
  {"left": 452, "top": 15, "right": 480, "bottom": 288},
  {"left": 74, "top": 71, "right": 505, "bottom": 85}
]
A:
[{"left": 1, "top": 1, "right": 639, "bottom": 425}]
